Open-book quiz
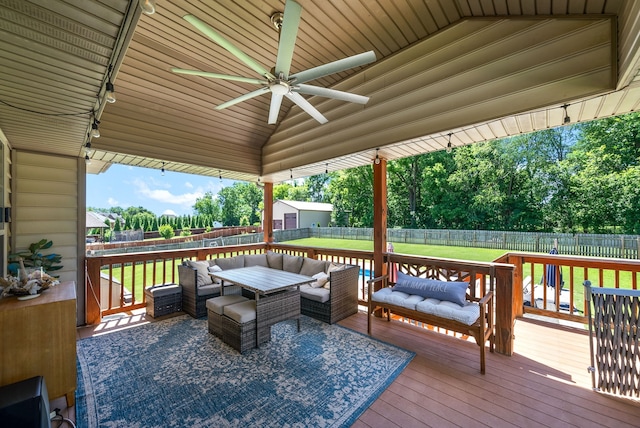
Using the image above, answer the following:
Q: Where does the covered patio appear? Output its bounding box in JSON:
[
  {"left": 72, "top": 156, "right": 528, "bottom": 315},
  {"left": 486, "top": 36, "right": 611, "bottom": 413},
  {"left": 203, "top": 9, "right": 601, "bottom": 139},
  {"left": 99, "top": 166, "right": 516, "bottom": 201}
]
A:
[{"left": 1, "top": 0, "right": 640, "bottom": 425}]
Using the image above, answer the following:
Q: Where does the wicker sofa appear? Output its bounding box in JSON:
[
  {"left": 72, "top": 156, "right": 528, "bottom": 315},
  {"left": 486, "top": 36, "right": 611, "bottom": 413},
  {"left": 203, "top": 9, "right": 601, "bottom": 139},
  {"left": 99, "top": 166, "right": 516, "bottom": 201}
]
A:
[{"left": 178, "top": 251, "right": 359, "bottom": 323}]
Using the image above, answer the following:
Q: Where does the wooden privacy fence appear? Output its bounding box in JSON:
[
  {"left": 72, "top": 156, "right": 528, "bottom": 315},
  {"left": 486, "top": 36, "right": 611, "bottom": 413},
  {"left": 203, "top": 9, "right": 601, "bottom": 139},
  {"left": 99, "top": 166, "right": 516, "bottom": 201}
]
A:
[{"left": 305, "top": 228, "right": 640, "bottom": 259}]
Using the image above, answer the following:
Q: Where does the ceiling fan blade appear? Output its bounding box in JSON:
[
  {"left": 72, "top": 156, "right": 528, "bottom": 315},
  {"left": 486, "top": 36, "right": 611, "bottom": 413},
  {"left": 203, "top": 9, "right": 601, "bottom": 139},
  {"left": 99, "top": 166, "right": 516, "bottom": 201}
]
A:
[
  {"left": 171, "top": 68, "right": 267, "bottom": 85},
  {"left": 275, "top": 0, "right": 302, "bottom": 78},
  {"left": 295, "top": 84, "right": 369, "bottom": 104},
  {"left": 183, "top": 14, "right": 275, "bottom": 80},
  {"left": 215, "top": 87, "right": 270, "bottom": 110},
  {"left": 285, "top": 92, "right": 328, "bottom": 124},
  {"left": 290, "top": 51, "right": 377, "bottom": 84},
  {"left": 268, "top": 93, "right": 284, "bottom": 124}
]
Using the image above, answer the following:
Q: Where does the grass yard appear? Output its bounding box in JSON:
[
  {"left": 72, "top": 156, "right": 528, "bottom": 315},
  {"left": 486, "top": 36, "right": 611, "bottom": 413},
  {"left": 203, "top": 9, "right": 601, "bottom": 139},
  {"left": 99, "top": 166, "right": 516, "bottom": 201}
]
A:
[{"left": 102, "top": 237, "right": 637, "bottom": 306}]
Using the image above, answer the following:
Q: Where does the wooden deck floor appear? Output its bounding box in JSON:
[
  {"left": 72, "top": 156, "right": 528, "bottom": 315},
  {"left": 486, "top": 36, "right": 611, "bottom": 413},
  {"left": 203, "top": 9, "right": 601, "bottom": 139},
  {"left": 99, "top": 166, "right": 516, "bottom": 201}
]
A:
[
  {"left": 346, "top": 312, "right": 640, "bottom": 428},
  {"left": 57, "top": 309, "right": 639, "bottom": 427}
]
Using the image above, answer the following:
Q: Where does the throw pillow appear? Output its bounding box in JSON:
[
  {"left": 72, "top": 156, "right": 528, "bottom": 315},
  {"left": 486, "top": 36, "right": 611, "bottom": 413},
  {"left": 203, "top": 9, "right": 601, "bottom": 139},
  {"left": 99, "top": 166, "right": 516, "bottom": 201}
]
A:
[
  {"left": 207, "top": 264, "right": 222, "bottom": 284},
  {"left": 327, "top": 263, "right": 345, "bottom": 274},
  {"left": 185, "top": 260, "right": 213, "bottom": 286},
  {"left": 300, "top": 258, "right": 327, "bottom": 276},
  {"left": 266, "top": 251, "right": 283, "bottom": 270},
  {"left": 393, "top": 272, "right": 469, "bottom": 306},
  {"left": 310, "top": 272, "right": 329, "bottom": 288},
  {"left": 282, "top": 254, "right": 304, "bottom": 273}
]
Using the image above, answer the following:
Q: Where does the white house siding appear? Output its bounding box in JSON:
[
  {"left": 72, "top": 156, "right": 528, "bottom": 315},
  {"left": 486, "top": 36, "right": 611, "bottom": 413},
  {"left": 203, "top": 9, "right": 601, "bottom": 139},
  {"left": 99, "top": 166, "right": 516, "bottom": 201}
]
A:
[
  {"left": 273, "top": 200, "right": 333, "bottom": 229},
  {"left": 13, "top": 151, "right": 80, "bottom": 296}
]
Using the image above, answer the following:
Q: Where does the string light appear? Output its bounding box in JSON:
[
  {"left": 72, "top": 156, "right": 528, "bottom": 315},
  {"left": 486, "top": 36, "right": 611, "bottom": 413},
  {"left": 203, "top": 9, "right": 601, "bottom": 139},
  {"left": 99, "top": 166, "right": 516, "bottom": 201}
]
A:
[
  {"left": 446, "top": 133, "right": 453, "bottom": 154},
  {"left": 139, "top": 0, "right": 156, "bottom": 15},
  {"left": 84, "top": 141, "right": 92, "bottom": 155},
  {"left": 90, "top": 118, "right": 100, "bottom": 138},
  {"left": 290, "top": 169, "right": 293, "bottom": 180},
  {"left": 84, "top": 154, "right": 91, "bottom": 165},
  {"left": 325, "top": 163, "right": 328, "bottom": 174},
  {"left": 562, "top": 104, "right": 570, "bottom": 124},
  {"left": 161, "top": 162, "right": 165, "bottom": 176},
  {"left": 374, "top": 148, "right": 380, "bottom": 164},
  {"left": 219, "top": 170, "right": 222, "bottom": 181}
]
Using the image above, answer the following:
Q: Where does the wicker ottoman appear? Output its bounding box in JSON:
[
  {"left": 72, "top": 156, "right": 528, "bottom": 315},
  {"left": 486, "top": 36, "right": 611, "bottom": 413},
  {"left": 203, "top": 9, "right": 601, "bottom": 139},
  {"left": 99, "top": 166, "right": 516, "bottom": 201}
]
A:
[
  {"left": 206, "top": 295, "right": 249, "bottom": 338},
  {"left": 222, "top": 300, "right": 271, "bottom": 353},
  {"left": 145, "top": 284, "right": 182, "bottom": 318}
]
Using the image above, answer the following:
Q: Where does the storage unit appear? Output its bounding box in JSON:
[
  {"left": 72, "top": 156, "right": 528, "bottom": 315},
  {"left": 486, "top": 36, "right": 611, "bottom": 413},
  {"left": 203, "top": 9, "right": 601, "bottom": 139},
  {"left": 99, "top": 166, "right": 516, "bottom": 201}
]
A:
[
  {"left": 0, "top": 281, "right": 77, "bottom": 406},
  {"left": 145, "top": 284, "right": 182, "bottom": 318}
]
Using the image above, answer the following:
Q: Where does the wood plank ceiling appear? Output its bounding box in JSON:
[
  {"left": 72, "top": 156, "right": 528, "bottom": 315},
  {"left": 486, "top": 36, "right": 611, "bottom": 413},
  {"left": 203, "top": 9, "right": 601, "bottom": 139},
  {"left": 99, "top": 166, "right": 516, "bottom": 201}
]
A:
[{"left": 0, "top": 0, "right": 639, "bottom": 183}]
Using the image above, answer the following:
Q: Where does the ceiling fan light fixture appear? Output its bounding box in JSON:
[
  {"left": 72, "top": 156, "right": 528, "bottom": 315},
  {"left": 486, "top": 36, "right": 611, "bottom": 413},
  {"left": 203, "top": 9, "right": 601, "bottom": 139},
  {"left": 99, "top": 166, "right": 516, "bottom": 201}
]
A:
[
  {"left": 270, "top": 12, "right": 284, "bottom": 30},
  {"left": 270, "top": 82, "right": 289, "bottom": 95}
]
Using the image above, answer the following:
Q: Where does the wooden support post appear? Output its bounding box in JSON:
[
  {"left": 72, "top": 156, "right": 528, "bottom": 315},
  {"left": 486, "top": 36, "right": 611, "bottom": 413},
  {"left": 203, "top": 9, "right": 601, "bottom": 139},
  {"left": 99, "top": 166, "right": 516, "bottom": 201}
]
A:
[
  {"left": 373, "top": 157, "right": 387, "bottom": 279},
  {"left": 85, "top": 257, "right": 102, "bottom": 325},
  {"left": 494, "top": 262, "right": 515, "bottom": 356},
  {"left": 263, "top": 182, "right": 273, "bottom": 244}
]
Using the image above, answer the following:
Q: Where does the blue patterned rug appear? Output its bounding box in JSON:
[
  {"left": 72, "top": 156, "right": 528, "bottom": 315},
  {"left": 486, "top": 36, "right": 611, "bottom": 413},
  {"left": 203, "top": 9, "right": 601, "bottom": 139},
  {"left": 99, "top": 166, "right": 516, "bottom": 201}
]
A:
[{"left": 76, "top": 315, "right": 413, "bottom": 427}]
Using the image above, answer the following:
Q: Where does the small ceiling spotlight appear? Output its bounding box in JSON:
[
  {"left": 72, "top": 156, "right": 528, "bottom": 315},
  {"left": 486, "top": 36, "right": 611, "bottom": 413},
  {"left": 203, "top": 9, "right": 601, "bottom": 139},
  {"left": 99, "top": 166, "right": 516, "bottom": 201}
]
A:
[
  {"left": 446, "top": 133, "right": 453, "bottom": 154},
  {"left": 271, "top": 12, "right": 284, "bottom": 30},
  {"left": 562, "top": 104, "right": 570, "bottom": 124},
  {"left": 90, "top": 118, "right": 100, "bottom": 138},
  {"left": 161, "top": 162, "right": 165, "bottom": 176},
  {"left": 139, "top": 0, "right": 156, "bottom": 15},
  {"left": 374, "top": 148, "right": 380, "bottom": 164},
  {"left": 84, "top": 154, "right": 91, "bottom": 165}
]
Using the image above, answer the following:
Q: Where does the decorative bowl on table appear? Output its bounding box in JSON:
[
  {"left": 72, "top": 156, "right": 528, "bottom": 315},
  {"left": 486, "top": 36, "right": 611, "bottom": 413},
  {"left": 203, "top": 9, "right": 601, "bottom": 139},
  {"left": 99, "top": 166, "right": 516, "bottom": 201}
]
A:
[{"left": 0, "top": 269, "right": 60, "bottom": 297}]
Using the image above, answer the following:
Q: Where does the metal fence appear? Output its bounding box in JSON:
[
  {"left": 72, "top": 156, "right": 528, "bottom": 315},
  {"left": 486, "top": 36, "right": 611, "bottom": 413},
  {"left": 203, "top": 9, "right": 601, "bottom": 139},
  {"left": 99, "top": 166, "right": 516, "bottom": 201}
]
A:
[{"left": 304, "top": 228, "right": 640, "bottom": 259}]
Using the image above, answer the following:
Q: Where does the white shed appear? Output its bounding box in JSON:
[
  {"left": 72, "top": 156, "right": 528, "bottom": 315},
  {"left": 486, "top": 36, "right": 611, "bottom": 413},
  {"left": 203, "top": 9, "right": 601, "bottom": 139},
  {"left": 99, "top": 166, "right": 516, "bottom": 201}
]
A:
[{"left": 272, "top": 200, "right": 333, "bottom": 230}]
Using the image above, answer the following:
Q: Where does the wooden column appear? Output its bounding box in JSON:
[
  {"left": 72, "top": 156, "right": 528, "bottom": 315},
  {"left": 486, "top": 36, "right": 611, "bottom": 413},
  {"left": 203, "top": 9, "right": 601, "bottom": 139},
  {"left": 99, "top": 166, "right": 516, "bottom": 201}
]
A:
[
  {"left": 373, "top": 157, "right": 387, "bottom": 279},
  {"left": 85, "top": 257, "right": 102, "bottom": 325},
  {"left": 494, "top": 262, "right": 515, "bottom": 356},
  {"left": 263, "top": 182, "right": 274, "bottom": 243}
]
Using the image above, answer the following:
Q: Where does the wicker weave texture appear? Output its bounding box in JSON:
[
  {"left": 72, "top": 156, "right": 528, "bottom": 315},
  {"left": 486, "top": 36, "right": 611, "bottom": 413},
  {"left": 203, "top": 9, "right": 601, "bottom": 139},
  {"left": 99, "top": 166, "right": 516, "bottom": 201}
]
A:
[
  {"left": 589, "top": 289, "right": 640, "bottom": 397},
  {"left": 301, "top": 265, "right": 359, "bottom": 324},
  {"left": 145, "top": 286, "right": 182, "bottom": 318},
  {"left": 207, "top": 310, "right": 224, "bottom": 338},
  {"left": 256, "top": 289, "right": 301, "bottom": 338},
  {"left": 222, "top": 316, "right": 271, "bottom": 354}
]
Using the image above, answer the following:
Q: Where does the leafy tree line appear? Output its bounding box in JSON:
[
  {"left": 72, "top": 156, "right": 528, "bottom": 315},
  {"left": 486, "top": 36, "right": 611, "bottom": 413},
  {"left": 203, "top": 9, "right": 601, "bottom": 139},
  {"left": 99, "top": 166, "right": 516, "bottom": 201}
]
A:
[
  {"left": 90, "top": 112, "right": 640, "bottom": 235},
  {"left": 265, "top": 112, "right": 640, "bottom": 234}
]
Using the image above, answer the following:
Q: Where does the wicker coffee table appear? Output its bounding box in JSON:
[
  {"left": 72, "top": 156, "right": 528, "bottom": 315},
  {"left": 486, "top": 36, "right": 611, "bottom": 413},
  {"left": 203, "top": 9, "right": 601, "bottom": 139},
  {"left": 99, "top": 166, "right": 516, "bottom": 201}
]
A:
[{"left": 211, "top": 266, "right": 314, "bottom": 346}]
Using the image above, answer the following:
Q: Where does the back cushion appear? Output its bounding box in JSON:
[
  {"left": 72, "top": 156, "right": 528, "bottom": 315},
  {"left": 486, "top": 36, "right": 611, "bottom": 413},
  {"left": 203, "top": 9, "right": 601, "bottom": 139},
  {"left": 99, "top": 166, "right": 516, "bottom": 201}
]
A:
[
  {"left": 215, "top": 255, "right": 245, "bottom": 270},
  {"left": 243, "top": 253, "right": 269, "bottom": 267},
  {"left": 299, "top": 258, "right": 328, "bottom": 276},
  {"left": 185, "top": 260, "right": 213, "bottom": 286},
  {"left": 266, "top": 251, "right": 283, "bottom": 270},
  {"left": 282, "top": 254, "right": 304, "bottom": 273}
]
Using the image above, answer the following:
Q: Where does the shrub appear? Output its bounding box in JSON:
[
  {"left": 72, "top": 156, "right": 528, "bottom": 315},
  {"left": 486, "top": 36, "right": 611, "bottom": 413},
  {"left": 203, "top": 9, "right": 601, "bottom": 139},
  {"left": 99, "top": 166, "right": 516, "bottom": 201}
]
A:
[{"left": 159, "top": 224, "right": 175, "bottom": 239}]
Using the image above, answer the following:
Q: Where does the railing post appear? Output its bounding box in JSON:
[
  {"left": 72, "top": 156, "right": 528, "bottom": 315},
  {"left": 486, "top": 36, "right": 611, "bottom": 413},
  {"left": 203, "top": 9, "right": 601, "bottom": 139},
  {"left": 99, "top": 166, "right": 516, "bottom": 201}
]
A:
[
  {"left": 494, "top": 263, "right": 515, "bottom": 356},
  {"left": 86, "top": 257, "right": 102, "bottom": 325}
]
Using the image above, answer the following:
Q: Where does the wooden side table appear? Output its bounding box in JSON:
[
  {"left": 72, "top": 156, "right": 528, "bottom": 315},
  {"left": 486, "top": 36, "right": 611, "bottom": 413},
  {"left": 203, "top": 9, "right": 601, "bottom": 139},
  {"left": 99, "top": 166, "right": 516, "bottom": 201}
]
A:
[{"left": 0, "top": 281, "right": 77, "bottom": 406}]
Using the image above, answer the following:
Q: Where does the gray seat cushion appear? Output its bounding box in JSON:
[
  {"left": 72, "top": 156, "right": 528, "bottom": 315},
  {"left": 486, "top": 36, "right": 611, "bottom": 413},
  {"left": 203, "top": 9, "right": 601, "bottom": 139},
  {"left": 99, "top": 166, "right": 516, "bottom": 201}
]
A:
[
  {"left": 300, "top": 284, "right": 330, "bottom": 303},
  {"left": 223, "top": 300, "right": 256, "bottom": 324},
  {"left": 206, "top": 295, "right": 249, "bottom": 314}
]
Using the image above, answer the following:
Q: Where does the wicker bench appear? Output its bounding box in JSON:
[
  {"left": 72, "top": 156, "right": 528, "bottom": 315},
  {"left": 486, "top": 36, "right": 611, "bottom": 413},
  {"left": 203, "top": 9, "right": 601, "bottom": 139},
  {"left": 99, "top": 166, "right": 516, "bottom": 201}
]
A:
[
  {"left": 367, "top": 274, "right": 494, "bottom": 374},
  {"left": 145, "top": 283, "right": 182, "bottom": 318}
]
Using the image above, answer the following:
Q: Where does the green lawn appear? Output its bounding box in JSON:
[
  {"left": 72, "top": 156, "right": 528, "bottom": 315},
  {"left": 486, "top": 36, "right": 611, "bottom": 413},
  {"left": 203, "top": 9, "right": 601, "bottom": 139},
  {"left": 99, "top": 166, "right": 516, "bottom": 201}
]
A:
[{"left": 103, "top": 237, "right": 635, "bottom": 307}]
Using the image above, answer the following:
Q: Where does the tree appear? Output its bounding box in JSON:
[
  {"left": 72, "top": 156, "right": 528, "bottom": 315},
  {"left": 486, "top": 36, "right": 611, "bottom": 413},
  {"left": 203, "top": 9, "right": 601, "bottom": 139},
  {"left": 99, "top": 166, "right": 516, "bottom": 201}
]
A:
[{"left": 193, "top": 191, "right": 221, "bottom": 220}]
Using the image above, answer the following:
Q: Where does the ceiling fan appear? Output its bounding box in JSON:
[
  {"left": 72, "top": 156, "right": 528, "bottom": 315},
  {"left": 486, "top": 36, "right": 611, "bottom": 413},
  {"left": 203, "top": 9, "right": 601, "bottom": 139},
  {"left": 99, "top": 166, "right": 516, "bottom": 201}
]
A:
[{"left": 171, "top": 0, "right": 376, "bottom": 125}]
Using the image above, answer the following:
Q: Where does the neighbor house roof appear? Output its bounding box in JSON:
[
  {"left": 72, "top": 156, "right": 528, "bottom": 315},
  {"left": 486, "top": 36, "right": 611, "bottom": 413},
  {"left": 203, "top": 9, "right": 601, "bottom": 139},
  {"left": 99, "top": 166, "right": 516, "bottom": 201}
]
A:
[
  {"left": 277, "top": 200, "right": 333, "bottom": 212},
  {"left": 86, "top": 212, "right": 109, "bottom": 229}
]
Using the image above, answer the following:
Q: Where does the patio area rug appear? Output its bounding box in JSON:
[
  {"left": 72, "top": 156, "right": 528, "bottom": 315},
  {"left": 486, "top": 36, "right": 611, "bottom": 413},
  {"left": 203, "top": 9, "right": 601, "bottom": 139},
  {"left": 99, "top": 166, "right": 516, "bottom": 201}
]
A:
[{"left": 76, "top": 314, "right": 414, "bottom": 428}]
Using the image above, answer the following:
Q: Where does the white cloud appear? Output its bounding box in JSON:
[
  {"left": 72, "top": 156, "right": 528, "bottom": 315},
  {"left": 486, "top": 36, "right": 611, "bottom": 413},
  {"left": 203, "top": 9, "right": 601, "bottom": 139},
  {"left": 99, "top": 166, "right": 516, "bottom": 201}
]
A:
[
  {"left": 107, "top": 197, "right": 119, "bottom": 206},
  {"left": 132, "top": 178, "right": 204, "bottom": 209},
  {"left": 185, "top": 181, "right": 193, "bottom": 189}
]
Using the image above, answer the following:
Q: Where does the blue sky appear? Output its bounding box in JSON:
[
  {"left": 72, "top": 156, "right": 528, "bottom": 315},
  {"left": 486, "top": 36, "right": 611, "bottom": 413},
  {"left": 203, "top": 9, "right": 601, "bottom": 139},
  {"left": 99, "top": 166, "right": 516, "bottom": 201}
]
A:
[{"left": 86, "top": 164, "right": 236, "bottom": 216}]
